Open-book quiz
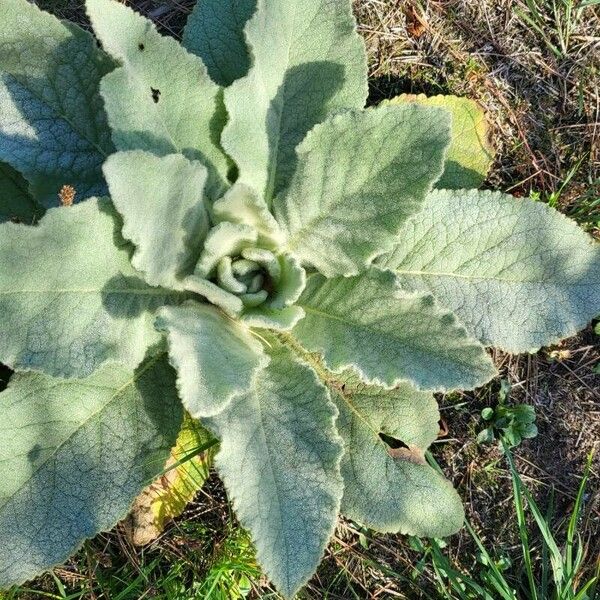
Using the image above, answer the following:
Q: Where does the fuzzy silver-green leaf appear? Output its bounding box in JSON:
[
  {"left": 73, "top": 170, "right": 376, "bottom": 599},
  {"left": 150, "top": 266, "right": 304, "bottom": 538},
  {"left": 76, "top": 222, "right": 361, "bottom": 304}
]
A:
[
  {"left": 86, "top": 0, "right": 229, "bottom": 194},
  {"left": 327, "top": 370, "right": 464, "bottom": 536},
  {"left": 0, "top": 353, "right": 183, "bottom": 588},
  {"left": 274, "top": 105, "right": 451, "bottom": 276},
  {"left": 0, "top": 0, "right": 114, "bottom": 206},
  {"left": 103, "top": 151, "right": 210, "bottom": 290},
  {"left": 205, "top": 337, "right": 343, "bottom": 599},
  {"left": 182, "top": 0, "right": 256, "bottom": 87},
  {"left": 222, "top": 0, "right": 368, "bottom": 201},
  {"left": 157, "top": 302, "right": 269, "bottom": 418},
  {"left": 294, "top": 269, "right": 497, "bottom": 391},
  {"left": 380, "top": 189, "right": 600, "bottom": 352},
  {"left": 0, "top": 198, "right": 181, "bottom": 377}
]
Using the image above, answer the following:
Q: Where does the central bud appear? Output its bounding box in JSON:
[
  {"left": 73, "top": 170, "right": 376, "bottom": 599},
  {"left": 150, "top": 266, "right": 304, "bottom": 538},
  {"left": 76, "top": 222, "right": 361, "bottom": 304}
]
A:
[
  {"left": 182, "top": 182, "right": 307, "bottom": 329},
  {"left": 215, "top": 248, "right": 280, "bottom": 308}
]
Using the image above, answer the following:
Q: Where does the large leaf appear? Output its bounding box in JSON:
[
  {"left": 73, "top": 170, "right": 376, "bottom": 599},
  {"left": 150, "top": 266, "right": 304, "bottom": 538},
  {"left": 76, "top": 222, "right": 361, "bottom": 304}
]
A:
[
  {"left": 0, "top": 162, "right": 43, "bottom": 224},
  {"left": 86, "top": 0, "right": 229, "bottom": 195},
  {"left": 0, "top": 353, "right": 183, "bottom": 588},
  {"left": 206, "top": 337, "right": 343, "bottom": 599},
  {"left": 222, "top": 0, "right": 368, "bottom": 202},
  {"left": 274, "top": 105, "right": 451, "bottom": 277},
  {"left": 380, "top": 189, "right": 600, "bottom": 352},
  {"left": 384, "top": 94, "right": 494, "bottom": 189},
  {"left": 326, "top": 370, "right": 464, "bottom": 536},
  {"left": 294, "top": 269, "right": 497, "bottom": 392},
  {"left": 182, "top": 0, "right": 257, "bottom": 87},
  {"left": 103, "top": 151, "right": 210, "bottom": 290},
  {"left": 157, "top": 302, "right": 269, "bottom": 418},
  {"left": 0, "top": 0, "right": 114, "bottom": 206},
  {"left": 0, "top": 198, "right": 181, "bottom": 378}
]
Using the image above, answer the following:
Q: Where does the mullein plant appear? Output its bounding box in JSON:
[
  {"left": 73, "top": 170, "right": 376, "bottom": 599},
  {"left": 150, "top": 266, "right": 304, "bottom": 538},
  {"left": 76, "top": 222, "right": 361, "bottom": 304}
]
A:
[{"left": 0, "top": 0, "right": 598, "bottom": 596}]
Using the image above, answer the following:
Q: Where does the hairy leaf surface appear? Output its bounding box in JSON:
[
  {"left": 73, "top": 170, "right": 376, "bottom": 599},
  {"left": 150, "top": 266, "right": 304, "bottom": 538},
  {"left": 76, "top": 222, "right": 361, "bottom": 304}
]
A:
[
  {"left": 86, "top": 0, "right": 229, "bottom": 194},
  {"left": 206, "top": 338, "right": 343, "bottom": 599},
  {"left": 384, "top": 94, "right": 493, "bottom": 189},
  {"left": 0, "top": 0, "right": 114, "bottom": 205},
  {"left": 326, "top": 370, "right": 464, "bottom": 536},
  {"left": 104, "top": 151, "right": 210, "bottom": 289},
  {"left": 0, "top": 198, "right": 181, "bottom": 378},
  {"left": 0, "top": 353, "right": 182, "bottom": 588},
  {"left": 157, "top": 302, "right": 269, "bottom": 418},
  {"left": 212, "top": 182, "right": 283, "bottom": 250},
  {"left": 183, "top": 0, "right": 256, "bottom": 87},
  {"left": 0, "top": 162, "right": 43, "bottom": 224},
  {"left": 222, "top": 0, "right": 368, "bottom": 201},
  {"left": 380, "top": 189, "right": 600, "bottom": 352},
  {"left": 294, "top": 269, "right": 497, "bottom": 391},
  {"left": 274, "top": 105, "right": 451, "bottom": 276}
]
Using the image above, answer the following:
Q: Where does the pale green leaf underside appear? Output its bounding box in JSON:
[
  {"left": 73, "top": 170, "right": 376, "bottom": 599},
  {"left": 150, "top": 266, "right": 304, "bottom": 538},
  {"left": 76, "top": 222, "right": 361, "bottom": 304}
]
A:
[
  {"left": 222, "top": 0, "right": 368, "bottom": 202},
  {"left": 0, "top": 0, "right": 114, "bottom": 206},
  {"left": 103, "top": 151, "right": 209, "bottom": 290},
  {"left": 274, "top": 105, "right": 451, "bottom": 277},
  {"left": 0, "top": 198, "right": 181, "bottom": 378},
  {"left": 157, "top": 302, "right": 269, "bottom": 418},
  {"left": 86, "top": 0, "right": 229, "bottom": 195},
  {"left": 0, "top": 353, "right": 182, "bottom": 589},
  {"left": 182, "top": 0, "right": 256, "bottom": 87},
  {"left": 384, "top": 94, "right": 494, "bottom": 189},
  {"left": 326, "top": 370, "right": 464, "bottom": 536},
  {"left": 294, "top": 269, "right": 497, "bottom": 392},
  {"left": 380, "top": 189, "right": 600, "bottom": 352},
  {"left": 0, "top": 162, "right": 43, "bottom": 224},
  {"left": 205, "top": 337, "right": 343, "bottom": 599}
]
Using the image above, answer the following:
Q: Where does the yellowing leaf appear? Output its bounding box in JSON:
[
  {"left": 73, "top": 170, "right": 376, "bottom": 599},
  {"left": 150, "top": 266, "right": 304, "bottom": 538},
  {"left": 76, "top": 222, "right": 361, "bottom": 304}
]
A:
[
  {"left": 384, "top": 94, "right": 494, "bottom": 189},
  {"left": 127, "top": 415, "right": 216, "bottom": 546}
]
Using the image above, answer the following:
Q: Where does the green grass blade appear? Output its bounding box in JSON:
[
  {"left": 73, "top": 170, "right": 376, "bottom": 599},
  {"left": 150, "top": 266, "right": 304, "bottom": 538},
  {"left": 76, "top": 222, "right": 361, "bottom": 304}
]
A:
[{"left": 503, "top": 441, "right": 539, "bottom": 600}]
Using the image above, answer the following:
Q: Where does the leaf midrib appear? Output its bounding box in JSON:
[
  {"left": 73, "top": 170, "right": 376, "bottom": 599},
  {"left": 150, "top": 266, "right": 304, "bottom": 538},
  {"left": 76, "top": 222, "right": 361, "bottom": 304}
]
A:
[{"left": 395, "top": 268, "right": 592, "bottom": 285}]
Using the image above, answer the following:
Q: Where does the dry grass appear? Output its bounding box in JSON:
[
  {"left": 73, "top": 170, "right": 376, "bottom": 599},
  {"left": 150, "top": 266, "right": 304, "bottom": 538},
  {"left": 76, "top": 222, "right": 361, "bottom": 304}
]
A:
[{"left": 8, "top": 1, "right": 600, "bottom": 598}]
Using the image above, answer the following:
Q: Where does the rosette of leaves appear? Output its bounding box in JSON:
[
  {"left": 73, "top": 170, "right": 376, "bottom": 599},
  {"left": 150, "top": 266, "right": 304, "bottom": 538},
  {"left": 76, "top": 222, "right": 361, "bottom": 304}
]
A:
[{"left": 0, "top": 0, "right": 598, "bottom": 597}]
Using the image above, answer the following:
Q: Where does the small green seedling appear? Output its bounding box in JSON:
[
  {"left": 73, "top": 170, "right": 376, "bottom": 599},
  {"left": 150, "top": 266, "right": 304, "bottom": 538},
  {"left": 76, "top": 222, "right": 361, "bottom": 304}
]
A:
[{"left": 478, "top": 381, "right": 538, "bottom": 448}]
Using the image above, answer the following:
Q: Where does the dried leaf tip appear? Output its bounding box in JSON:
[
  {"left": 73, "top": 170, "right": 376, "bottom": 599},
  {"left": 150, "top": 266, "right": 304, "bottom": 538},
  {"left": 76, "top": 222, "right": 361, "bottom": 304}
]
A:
[{"left": 59, "top": 184, "right": 76, "bottom": 206}]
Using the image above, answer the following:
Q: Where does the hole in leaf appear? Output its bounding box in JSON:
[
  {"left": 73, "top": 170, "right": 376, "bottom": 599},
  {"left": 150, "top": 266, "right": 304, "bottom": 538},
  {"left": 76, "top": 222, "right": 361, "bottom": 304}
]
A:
[
  {"left": 438, "top": 419, "right": 449, "bottom": 437},
  {"left": 379, "top": 432, "right": 426, "bottom": 465},
  {"left": 0, "top": 363, "right": 13, "bottom": 392},
  {"left": 151, "top": 87, "right": 161, "bottom": 103},
  {"left": 378, "top": 432, "right": 409, "bottom": 450},
  {"left": 138, "top": 43, "right": 145, "bottom": 51}
]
